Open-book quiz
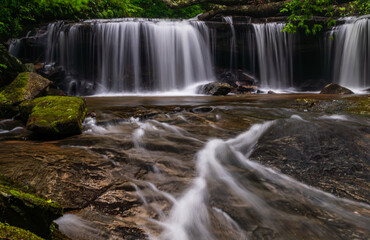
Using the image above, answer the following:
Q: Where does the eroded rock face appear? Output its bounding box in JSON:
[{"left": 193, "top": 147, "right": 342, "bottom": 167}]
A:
[
  {"left": 197, "top": 82, "right": 232, "bottom": 96},
  {"left": 0, "top": 45, "right": 27, "bottom": 89},
  {"left": 0, "top": 72, "right": 51, "bottom": 118},
  {"left": 20, "top": 96, "right": 87, "bottom": 138},
  {"left": 320, "top": 83, "right": 354, "bottom": 95}
]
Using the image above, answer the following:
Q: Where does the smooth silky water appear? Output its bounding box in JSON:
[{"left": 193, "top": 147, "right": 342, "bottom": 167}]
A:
[{"left": 0, "top": 95, "right": 369, "bottom": 240}]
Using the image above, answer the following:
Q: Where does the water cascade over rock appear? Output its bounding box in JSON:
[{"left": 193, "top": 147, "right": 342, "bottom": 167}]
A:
[
  {"left": 326, "top": 17, "right": 370, "bottom": 89},
  {"left": 45, "top": 19, "right": 215, "bottom": 94},
  {"left": 8, "top": 16, "right": 370, "bottom": 94}
]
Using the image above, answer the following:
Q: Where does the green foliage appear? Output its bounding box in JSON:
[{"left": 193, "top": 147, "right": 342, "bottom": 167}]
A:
[
  {"left": 0, "top": 0, "right": 204, "bottom": 41},
  {"left": 281, "top": 0, "right": 370, "bottom": 34},
  {"left": 281, "top": 0, "right": 336, "bottom": 35}
]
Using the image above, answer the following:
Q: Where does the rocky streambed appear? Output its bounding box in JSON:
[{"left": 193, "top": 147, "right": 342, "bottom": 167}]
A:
[{"left": 0, "top": 94, "right": 369, "bottom": 240}]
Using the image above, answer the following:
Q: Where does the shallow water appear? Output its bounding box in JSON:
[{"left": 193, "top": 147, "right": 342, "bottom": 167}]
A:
[{"left": 0, "top": 94, "right": 369, "bottom": 239}]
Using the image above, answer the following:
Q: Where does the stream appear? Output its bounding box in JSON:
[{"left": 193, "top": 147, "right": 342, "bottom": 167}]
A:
[{"left": 0, "top": 95, "right": 369, "bottom": 239}]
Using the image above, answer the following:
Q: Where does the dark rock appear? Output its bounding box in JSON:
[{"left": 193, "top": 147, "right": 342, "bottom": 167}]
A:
[
  {"left": 19, "top": 96, "right": 87, "bottom": 138},
  {"left": 0, "top": 44, "right": 27, "bottom": 88},
  {"left": 268, "top": 90, "right": 276, "bottom": 94},
  {"left": 197, "top": 82, "right": 232, "bottom": 96},
  {"left": 192, "top": 106, "right": 214, "bottom": 113},
  {"left": 0, "top": 175, "right": 63, "bottom": 239},
  {"left": 0, "top": 72, "right": 51, "bottom": 118},
  {"left": 320, "top": 83, "right": 354, "bottom": 95},
  {"left": 257, "top": 90, "right": 264, "bottom": 94},
  {"left": 37, "top": 63, "right": 65, "bottom": 84},
  {"left": 45, "top": 87, "right": 67, "bottom": 96},
  {"left": 363, "top": 88, "right": 370, "bottom": 93}
]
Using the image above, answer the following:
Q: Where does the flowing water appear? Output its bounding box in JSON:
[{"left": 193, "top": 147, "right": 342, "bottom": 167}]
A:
[
  {"left": 9, "top": 17, "right": 370, "bottom": 93},
  {"left": 0, "top": 95, "right": 369, "bottom": 240}
]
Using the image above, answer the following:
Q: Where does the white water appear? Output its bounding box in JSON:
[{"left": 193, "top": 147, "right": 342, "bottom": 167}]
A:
[
  {"left": 153, "top": 120, "right": 370, "bottom": 239},
  {"left": 253, "top": 23, "right": 294, "bottom": 89},
  {"left": 327, "top": 17, "right": 370, "bottom": 89},
  {"left": 46, "top": 19, "right": 215, "bottom": 94}
]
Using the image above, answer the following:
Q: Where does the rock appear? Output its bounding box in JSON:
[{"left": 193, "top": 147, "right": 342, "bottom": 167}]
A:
[
  {"left": 0, "top": 175, "right": 63, "bottom": 239},
  {"left": 197, "top": 82, "right": 232, "bottom": 96},
  {"left": 45, "top": 87, "right": 67, "bottom": 96},
  {"left": 24, "top": 63, "right": 36, "bottom": 72},
  {"left": 0, "top": 44, "right": 27, "bottom": 88},
  {"left": 320, "top": 83, "right": 354, "bottom": 95},
  {"left": 0, "top": 72, "right": 51, "bottom": 118},
  {"left": 268, "top": 90, "right": 276, "bottom": 94},
  {"left": 19, "top": 96, "right": 87, "bottom": 138},
  {"left": 236, "top": 85, "right": 258, "bottom": 94}
]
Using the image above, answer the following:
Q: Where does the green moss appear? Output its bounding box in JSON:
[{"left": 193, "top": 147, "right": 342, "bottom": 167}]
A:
[
  {"left": 0, "top": 72, "right": 29, "bottom": 104},
  {"left": 344, "top": 96, "right": 370, "bottom": 116},
  {"left": 0, "top": 222, "right": 44, "bottom": 240},
  {"left": 20, "top": 96, "right": 87, "bottom": 137},
  {"left": 0, "top": 175, "right": 62, "bottom": 212}
]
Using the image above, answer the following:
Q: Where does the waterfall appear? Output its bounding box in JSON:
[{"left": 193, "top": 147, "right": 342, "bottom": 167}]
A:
[
  {"left": 45, "top": 19, "right": 215, "bottom": 94},
  {"left": 328, "top": 17, "right": 370, "bottom": 89},
  {"left": 253, "top": 23, "right": 294, "bottom": 89}
]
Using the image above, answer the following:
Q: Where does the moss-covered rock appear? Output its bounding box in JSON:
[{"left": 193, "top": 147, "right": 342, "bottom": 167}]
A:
[
  {"left": 0, "top": 222, "right": 44, "bottom": 240},
  {"left": 0, "top": 175, "right": 63, "bottom": 239},
  {"left": 0, "top": 45, "right": 27, "bottom": 89},
  {"left": 19, "top": 96, "right": 87, "bottom": 138},
  {"left": 0, "top": 72, "right": 51, "bottom": 118}
]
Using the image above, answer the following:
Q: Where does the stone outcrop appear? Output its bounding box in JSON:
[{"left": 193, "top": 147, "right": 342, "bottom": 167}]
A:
[{"left": 0, "top": 72, "right": 51, "bottom": 118}]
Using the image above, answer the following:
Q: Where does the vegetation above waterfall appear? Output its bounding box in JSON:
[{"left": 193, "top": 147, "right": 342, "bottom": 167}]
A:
[
  {"left": 0, "top": 0, "right": 203, "bottom": 41},
  {"left": 1, "top": 0, "right": 369, "bottom": 41}
]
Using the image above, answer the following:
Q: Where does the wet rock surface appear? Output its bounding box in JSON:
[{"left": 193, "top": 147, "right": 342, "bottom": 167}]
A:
[
  {"left": 197, "top": 82, "right": 232, "bottom": 95},
  {"left": 320, "top": 83, "right": 354, "bottom": 95},
  {"left": 0, "top": 94, "right": 369, "bottom": 239}
]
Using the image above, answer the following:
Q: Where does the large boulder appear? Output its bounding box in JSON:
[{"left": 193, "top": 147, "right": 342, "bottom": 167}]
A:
[
  {"left": 197, "top": 82, "right": 232, "bottom": 96},
  {"left": 0, "top": 72, "right": 51, "bottom": 118},
  {"left": 320, "top": 83, "right": 354, "bottom": 95},
  {"left": 19, "top": 96, "right": 87, "bottom": 138},
  {"left": 0, "top": 44, "right": 27, "bottom": 88}
]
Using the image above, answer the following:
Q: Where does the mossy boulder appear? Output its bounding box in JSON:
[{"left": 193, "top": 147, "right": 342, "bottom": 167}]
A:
[
  {"left": 0, "top": 175, "right": 63, "bottom": 239},
  {"left": 0, "top": 72, "right": 51, "bottom": 118},
  {"left": 320, "top": 83, "right": 354, "bottom": 95},
  {"left": 19, "top": 96, "right": 87, "bottom": 138},
  {"left": 0, "top": 44, "right": 27, "bottom": 88}
]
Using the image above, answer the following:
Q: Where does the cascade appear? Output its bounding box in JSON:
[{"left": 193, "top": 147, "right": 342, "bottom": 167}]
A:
[
  {"left": 8, "top": 17, "right": 370, "bottom": 93},
  {"left": 327, "top": 17, "right": 370, "bottom": 89},
  {"left": 45, "top": 19, "right": 215, "bottom": 94},
  {"left": 253, "top": 23, "right": 294, "bottom": 89}
]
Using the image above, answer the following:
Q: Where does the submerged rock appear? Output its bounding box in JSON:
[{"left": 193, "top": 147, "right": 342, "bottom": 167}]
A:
[
  {"left": 197, "top": 82, "right": 232, "bottom": 96},
  {"left": 0, "top": 175, "right": 63, "bottom": 239},
  {"left": 20, "top": 96, "right": 87, "bottom": 138},
  {"left": 0, "top": 72, "right": 51, "bottom": 118},
  {"left": 0, "top": 44, "right": 27, "bottom": 88},
  {"left": 320, "top": 83, "right": 354, "bottom": 95}
]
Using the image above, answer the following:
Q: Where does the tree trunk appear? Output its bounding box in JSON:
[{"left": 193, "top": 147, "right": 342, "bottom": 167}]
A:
[{"left": 198, "top": 1, "right": 290, "bottom": 20}]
